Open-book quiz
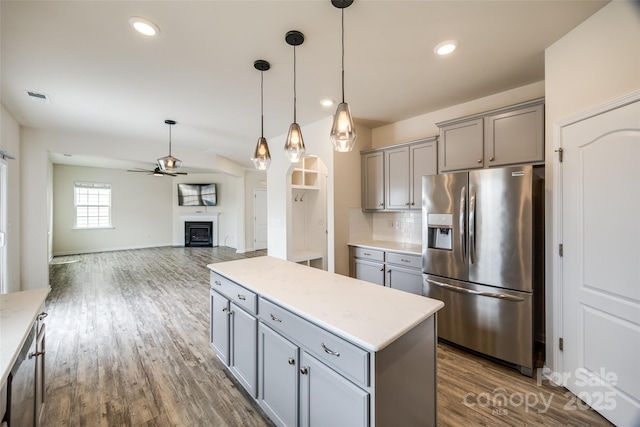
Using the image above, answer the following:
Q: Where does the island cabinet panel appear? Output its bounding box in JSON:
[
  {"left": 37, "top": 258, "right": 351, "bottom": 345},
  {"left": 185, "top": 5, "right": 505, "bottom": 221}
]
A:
[
  {"left": 300, "top": 351, "right": 369, "bottom": 427},
  {"left": 258, "top": 323, "right": 299, "bottom": 427},
  {"left": 230, "top": 303, "right": 258, "bottom": 397},
  {"left": 210, "top": 290, "right": 230, "bottom": 365}
]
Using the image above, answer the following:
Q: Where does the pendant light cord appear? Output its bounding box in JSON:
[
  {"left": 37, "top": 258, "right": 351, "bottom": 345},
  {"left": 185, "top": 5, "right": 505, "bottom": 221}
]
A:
[
  {"left": 293, "top": 45, "right": 297, "bottom": 123},
  {"left": 341, "top": 3, "right": 345, "bottom": 103},
  {"left": 168, "top": 124, "right": 172, "bottom": 155},
  {"left": 260, "top": 70, "right": 264, "bottom": 137}
]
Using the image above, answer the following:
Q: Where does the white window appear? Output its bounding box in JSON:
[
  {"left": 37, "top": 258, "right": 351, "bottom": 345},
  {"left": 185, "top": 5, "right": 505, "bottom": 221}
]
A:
[{"left": 74, "top": 182, "right": 111, "bottom": 228}]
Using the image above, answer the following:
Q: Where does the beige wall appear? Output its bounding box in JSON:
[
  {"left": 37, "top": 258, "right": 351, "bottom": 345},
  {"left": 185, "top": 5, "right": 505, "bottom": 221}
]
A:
[
  {"left": 52, "top": 164, "right": 173, "bottom": 255},
  {"left": 0, "top": 104, "right": 21, "bottom": 292},
  {"left": 544, "top": 1, "right": 640, "bottom": 372},
  {"left": 372, "top": 81, "right": 545, "bottom": 149},
  {"left": 333, "top": 123, "right": 371, "bottom": 276}
]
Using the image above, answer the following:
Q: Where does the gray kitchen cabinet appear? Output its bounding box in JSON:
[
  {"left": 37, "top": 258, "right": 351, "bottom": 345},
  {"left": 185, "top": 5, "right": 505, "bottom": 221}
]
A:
[
  {"left": 385, "top": 146, "right": 410, "bottom": 210},
  {"left": 437, "top": 98, "right": 544, "bottom": 172},
  {"left": 361, "top": 151, "right": 384, "bottom": 211},
  {"left": 350, "top": 246, "right": 422, "bottom": 295},
  {"left": 354, "top": 258, "right": 385, "bottom": 286},
  {"left": 386, "top": 264, "right": 422, "bottom": 295},
  {"left": 230, "top": 303, "right": 258, "bottom": 397},
  {"left": 438, "top": 118, "right": 484, "bottom": 172},
  {"left": 410, "top": 140, "right": 437, "bottom": 208},
  {"left": 210, "top": 271, "right": 258, "bottom": 397},
  {"left": 484, "top": 103, "right": 544, "bottom": 167},
  {"left": 299, "top": 351, "right": 369, "bottom": 427},
  {"left": 258, "top": 323, "right": 299, "bottom": 427},
  {"left": 210, "top": 290, "right": 230, "bottom": 365},
  {"left": 364, "top": 137, "right": 437, "bottom": 211}
]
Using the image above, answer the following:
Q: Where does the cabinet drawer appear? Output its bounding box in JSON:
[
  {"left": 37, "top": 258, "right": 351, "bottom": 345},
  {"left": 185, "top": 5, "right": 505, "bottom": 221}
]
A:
[
  {"left": 353, "top": 247, "right": 384, "bottom": 262},
  {"left": 386, "top": 252, "right": 421, "bottom": 269},
  {"left": 211, "top": 271, "right": 257, "bottom": 315},
  {"left": 259, "top": 298, "right": 370, "bottom": 387}
]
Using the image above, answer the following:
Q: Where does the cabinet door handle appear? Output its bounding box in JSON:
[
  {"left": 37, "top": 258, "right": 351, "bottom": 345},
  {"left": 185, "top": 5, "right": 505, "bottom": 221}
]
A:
[
  {"left": 37, "top": 312, "right": 48, "bottom": 321},
  {"left": 411, "top": 202, "right": 415, "bottom": 206},
  {"left": 237, "top": 294, "right": 246, "bottom": 301},
  {"left": 214, "top": 280, "right": 222, "bottom": 286},
  {"left": 321, "top": 342, "right": 340, "bottom": 357},
  {"left": 300, "top": 367, "right": 309, "bottom": 375},
  {"left": 270, "top": 313, "right": 282, "bottom": 323},
  {"left": 379, "top": 203, "right": 384, "bottom": 206},
  {"left": 489, "top": 156, "right": 495, "bottom": 162},
  {"left": 379, "top": 267, "right": 384, "bottom": 272},
  {"left": 288, "top": 358, "right": 295, "bottom": 365},
  {"left": 405, "top": 202, "right": 410, "bottom": 206},
  {"left": 477, "top": 159, "right": 482, "bottom": 163},
  {"left": 222, "top": 307, "right": 233, "bottom": 316},
  {"left": 28, "top": 351, "right": 45, "bottom": 360}
]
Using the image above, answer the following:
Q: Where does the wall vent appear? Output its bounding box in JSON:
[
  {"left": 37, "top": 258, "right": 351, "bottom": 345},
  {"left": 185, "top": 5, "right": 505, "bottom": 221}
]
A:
[{"left": 25, "top": 90, "right": 50, "bottom": 103}]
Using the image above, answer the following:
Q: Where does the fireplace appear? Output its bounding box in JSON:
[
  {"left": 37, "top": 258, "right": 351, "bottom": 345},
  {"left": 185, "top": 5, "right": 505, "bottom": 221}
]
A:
[{"left": 185, "top": 221, "right": 213, "bottom": 247}]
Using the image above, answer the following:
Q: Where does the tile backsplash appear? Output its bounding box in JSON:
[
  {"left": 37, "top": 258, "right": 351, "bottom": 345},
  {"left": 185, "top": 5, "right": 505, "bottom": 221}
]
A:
[{"left": 349, "top": 208, "right": 422, "bottom": 245}]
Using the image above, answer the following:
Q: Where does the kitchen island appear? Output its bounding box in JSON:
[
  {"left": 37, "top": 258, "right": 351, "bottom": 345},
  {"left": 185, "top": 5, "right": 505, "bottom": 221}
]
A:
[{"left": 208, "top": 256, "right": 443, "bottom": 427}]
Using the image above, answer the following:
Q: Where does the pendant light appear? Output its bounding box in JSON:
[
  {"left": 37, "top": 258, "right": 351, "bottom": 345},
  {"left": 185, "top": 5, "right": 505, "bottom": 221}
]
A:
[
  {"left": 330, "top": 0, "right": 357, "bottom": 152},
  {"left": 284, "top": 30, "right": 306, "bottom": 164},
  {"left": 252, "top": 59, "right": 272, "bottom": 171},
  {"left": 157, "top": 119, "right": 183, "bottom": 171}
]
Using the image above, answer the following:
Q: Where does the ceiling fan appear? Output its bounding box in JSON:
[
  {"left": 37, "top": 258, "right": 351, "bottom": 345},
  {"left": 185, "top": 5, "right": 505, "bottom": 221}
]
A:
[{"left": 127, "top": 119, "right": 187, "bottom": 177}]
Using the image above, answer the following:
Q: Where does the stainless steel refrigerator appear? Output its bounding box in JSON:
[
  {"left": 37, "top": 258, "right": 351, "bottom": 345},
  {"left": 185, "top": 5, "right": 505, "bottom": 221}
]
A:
[{"left": 422, "top": 165, "right": 544, "bottom": 376}]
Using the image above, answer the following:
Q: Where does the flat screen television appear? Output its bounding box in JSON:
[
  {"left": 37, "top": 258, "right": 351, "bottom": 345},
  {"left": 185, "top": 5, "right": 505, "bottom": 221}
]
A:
[{"left": 177, "top": 183, "right": 217, "bottom": 206}]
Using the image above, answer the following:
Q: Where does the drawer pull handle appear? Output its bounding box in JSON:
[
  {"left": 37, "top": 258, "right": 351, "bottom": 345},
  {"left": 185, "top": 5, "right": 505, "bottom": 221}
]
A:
[
  {"left": 300, "top": 367, "right": 309, "bottom": 375},
  {"left": 288, "top": 358, "right": 295, "bottom": 365},
  {"left": 38, "top": 312, "right": 48, "bottom": 320},
  {"left": 238, "top": 294, "right": 246, "bottom": 301},
  {"left": 270, "top": 314, "right": 282, "bottom": 323},
  {"left": 214, "top": 280, "right": 222, "bottom": 286},
  {"left": 363, "top": 252, "right": 371, "bottom": 256},
  {"left": 28, "top": 351, "right": 45, "bottom": 360},
  {"left": 321, "top": 342, "right": 340, "bottom": 357},
  {"left": 401, "top": 259, "right": 410, "bottom": 263}
]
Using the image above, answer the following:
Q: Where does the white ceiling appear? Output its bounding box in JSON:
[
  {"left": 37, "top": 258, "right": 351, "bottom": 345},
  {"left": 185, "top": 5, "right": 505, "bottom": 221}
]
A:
[{"left": 1, "top": 0, "right": 608, "bottom": 171}]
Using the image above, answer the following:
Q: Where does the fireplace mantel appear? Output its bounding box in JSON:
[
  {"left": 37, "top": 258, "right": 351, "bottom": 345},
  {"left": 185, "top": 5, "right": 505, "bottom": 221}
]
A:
[{"left": 179, "top": 213, "right": 219, "bottom": 247}]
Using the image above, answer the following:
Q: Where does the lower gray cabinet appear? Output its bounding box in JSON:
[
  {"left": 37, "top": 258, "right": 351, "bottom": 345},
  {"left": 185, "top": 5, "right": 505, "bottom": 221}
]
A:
[
  {"left": 299, "top": 352, "right": 369, "bottom": 427},
  {"left": 354, "top": 259, "right": 384, "bottom": 286},
  {"left": 230, "top": 303, "right": 258, "bottom": 398},
  {"left": 258, "top": 323, "right": 299, "bottom": 427},
  {"left": 386, "top": 265, "right": 422, "bottom": 295},
  {"left": 210, "top": 290, "right": 230, "bottom": 365}
]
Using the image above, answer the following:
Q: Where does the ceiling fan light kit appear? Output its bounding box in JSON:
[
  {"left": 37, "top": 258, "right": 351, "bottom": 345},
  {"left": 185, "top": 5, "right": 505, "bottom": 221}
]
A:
[
  {"left": 157, "top": 119, "right": 183, "bottom": 172},
  {"left": 252, "top": 59, "right": 272, "bottom": 171},
  {"left": 284, "top": 30, "right": 306, "bottom": 164}
]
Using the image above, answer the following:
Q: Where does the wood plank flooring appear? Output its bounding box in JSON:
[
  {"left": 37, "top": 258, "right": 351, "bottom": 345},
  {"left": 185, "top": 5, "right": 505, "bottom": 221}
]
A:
[{"left": 43, "top": 247, "right": 612, "bottom": 427}]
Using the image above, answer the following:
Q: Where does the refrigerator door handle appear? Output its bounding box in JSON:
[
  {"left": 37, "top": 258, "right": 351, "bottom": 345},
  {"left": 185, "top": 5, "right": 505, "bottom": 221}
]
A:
[
  {"left": 459, "top": 186, "right": 466, "bottom": 263},
  {"left": 425, "top": 278, "right": 525, "bottom": 302},
  {"left": 469, "top": 186, "right": 476, "bottom": 265}
]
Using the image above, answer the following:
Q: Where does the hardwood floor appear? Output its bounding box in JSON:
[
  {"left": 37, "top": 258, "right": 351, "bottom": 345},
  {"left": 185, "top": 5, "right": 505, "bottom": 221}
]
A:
[{"left": 44, "top": 247, "right": 612, "bottom": 427}]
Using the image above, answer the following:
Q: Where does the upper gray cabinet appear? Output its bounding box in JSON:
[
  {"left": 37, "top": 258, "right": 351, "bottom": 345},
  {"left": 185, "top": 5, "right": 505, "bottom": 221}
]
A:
[
  {"left": 361, "top": 151, "right": 384, "bottom": 211},
  {"left": 437, "top": 98, "right": 544, "bottom": 172},
  {"left": 363, "top": 137, "right": 437, "bottom": 212}
]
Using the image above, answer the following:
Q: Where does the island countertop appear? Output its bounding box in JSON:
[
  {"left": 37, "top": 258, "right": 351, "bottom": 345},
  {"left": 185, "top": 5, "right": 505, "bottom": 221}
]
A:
[
  {"left": 0, "top": 288, "right": 50, "bottom": 387},
  {"left": 208, "top": 256, "right": 443, "bottom": 352}
]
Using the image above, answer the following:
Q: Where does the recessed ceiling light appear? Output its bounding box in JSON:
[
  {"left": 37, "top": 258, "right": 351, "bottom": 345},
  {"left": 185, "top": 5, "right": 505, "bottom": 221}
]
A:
[
  {"left": 129, "top": 17, "right": 160, "bottom": 37},
  {"left": 434, "top": 40, "right": 458, "bottom": 56},
  {"left": 320, "top": 99, "right": 335, "bottom": 107}
]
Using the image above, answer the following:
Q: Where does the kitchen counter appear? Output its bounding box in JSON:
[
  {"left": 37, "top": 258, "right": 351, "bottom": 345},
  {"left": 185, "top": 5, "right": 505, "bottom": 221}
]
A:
[
  {"left": 348, "top": 240, "right": 422, "bottom": 256},
  {"left": 0, "top": 288, "right": 50, "bottom": 386},
  {"left": 208, "top": 256, "right": 442, "bottom": 351}
]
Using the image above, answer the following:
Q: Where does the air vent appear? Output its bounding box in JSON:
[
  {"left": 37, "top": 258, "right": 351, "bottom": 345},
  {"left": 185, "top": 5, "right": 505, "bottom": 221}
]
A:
[{"left": 25, "top": 90, "right": 50, "bottom": 103}]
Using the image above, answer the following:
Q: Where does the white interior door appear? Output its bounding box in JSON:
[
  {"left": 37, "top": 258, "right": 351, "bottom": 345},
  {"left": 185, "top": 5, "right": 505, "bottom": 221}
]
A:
[
  {"left": 560, "top": 96, "right": 640, "bottom": 426},
  {"left": 254, "top": 189, "right": 268, "bottom": 250}
]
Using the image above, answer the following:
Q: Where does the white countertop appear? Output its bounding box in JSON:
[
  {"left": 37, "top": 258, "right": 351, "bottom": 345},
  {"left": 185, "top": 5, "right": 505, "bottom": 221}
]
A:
[
  {"left": 0, "top": 288, "right": 50, "bottom": 386},
  {"left": 208, "top": 257, "right": 443, "bottom": 352},
  {"left": 348, "top": 240, "right": 422, "bottom": 256}
]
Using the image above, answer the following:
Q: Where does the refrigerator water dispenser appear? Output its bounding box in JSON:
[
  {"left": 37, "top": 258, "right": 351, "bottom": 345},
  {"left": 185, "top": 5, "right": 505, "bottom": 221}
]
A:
[{"left": 427, "top": 213, "right": 453, "bottom": 250}]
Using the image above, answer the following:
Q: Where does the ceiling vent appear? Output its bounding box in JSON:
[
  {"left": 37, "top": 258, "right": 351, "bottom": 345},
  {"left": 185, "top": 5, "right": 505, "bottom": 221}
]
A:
[{"left": 25, "top": 90, "right": 50, "bottom": 103}]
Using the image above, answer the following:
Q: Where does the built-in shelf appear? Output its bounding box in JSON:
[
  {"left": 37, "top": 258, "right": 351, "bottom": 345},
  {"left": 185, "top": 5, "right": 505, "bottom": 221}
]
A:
[{"left": 290, "top": 157, "right": 320, "bottom": 189}]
